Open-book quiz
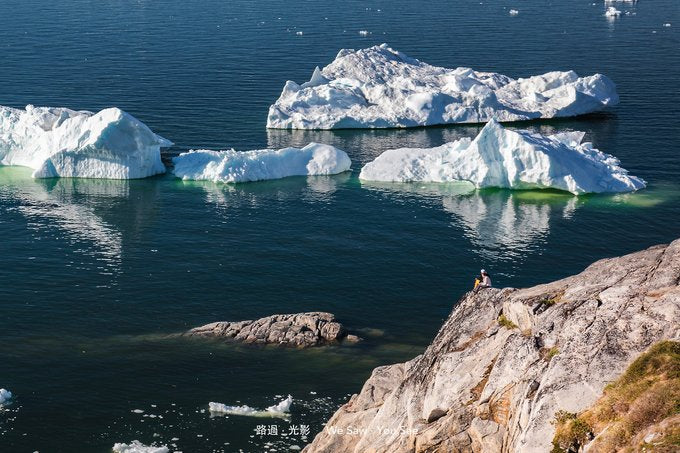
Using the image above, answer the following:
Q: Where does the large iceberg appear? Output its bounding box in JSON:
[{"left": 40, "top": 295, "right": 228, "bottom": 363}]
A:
[
  {"left": 172, "top": 143, "right": 351, "bottom": 183},
  {"left": 267, "top": 44, "right": 619, "bottom": 129},
  {"left": 359, "top": 119, "right": 645, "bottom": 195},
  {"left": 0, "top": 105, "right": 172, "bottom": 179}
]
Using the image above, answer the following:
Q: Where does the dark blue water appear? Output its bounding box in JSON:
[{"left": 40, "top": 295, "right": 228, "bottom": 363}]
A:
[{"left": 1, "top": 0, "right": 679, "bottom": 451}]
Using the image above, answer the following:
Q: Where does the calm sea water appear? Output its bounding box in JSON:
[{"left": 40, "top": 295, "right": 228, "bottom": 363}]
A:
[{"left": 1, "top": 0, "right": 679, "bottom": 451}]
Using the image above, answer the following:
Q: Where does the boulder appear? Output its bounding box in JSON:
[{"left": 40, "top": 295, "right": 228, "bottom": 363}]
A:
[{"left": 185, "top": 312, "right": 359, "bottom": 348}]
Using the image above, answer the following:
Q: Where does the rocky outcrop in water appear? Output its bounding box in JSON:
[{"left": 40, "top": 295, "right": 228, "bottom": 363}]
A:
[
  {"left": 304, "top": 240, "right": 680, "bottom": 452},
  {"left": 185, "top": 312, "right": 360, "bottom": 348}
]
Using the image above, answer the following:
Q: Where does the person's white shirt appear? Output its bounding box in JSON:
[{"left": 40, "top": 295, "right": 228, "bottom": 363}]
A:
[{"left": 482, "top": 275, "right": 492, "bottom": 287}]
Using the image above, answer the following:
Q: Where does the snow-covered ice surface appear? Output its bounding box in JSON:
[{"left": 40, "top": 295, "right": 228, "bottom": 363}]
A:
[
  {"left": 172, "top": 143, "right": 351, "bottom": 183},
  {"left": 359, "top": 119, "right": 645, "bottom": 195},
  {"left": 267, "top": 44, "right": 619, "bottom": 129},
  {"left": 208, "top": 395, "right": 293, "bottom": 418},
  {"left": 112, "top": 440, "right": 169, "bottom": 453},
  {"left": 0, "top": 105, "right": 172, "bottom": 179},
  {"left": 0, "top": 389, "right": 12, "bottom": 407}
]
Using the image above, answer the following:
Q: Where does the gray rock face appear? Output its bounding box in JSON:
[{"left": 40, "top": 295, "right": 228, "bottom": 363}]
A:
[
  {"left": 185, "top": 312, "right": 357, "bottom": 348},
  {"left": 304, "top": 240, "right": 680, "bottom": 452}
]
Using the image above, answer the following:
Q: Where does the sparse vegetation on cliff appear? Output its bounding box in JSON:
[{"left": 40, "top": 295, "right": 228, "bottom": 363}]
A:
[{"left": 552, "top": 340, "right": 680, "bottom": 452}]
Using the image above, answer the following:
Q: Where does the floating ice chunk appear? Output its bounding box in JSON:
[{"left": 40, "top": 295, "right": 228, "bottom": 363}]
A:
[
  {"left": 663, "top": 23, "right": 671, "bottom": 27},
  {"left": 605, "top": 6, "right": 622, "bottom": 17},
  {"left": 359, "top": 119, "right": 645, "bottom": 195},
  {"left": 509, "top": 9, "right": 519, "bottom": 15},
  {"left": 112, "top": 440, "right": 169, "bottom": 453},
  {"left": 0, "top": 105, "right": 171, "bottom": 179},
  {"left": 267, "top": 44, "right": 618, "bottom": 129},
  {"left": 172, "top": 143, "right": 351, "bottom": 183},
  {"left": 208, "top": 395, "right": 293, "bottom": 418},
  {"left": 0, "top": 389, "right": 12, "bottom": 407},
  {"left": 295, "top": 31, "right": 303, "bottom": 36},
  {"left": 358, "top": 30, "right": 371, "bottom": 36}
]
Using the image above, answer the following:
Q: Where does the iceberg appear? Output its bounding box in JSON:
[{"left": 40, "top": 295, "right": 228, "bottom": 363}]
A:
[
  {"left": 359, "top": 119, "right": 646, "bottom": 195},
  {"left": 172, "top": 143, "right": 351, "bottom": 183},
  {"left": 605, "top": 6, "right": 622, "bottom": 17},
  {"left": 0, "top": 105, "right": 172, "bottom": 179},
  {"left": 208, "top": 395, "right": 293, "bottom": 418},
  {"left": 267, "top": 44, "right": 619, "bottom": 129},
  {"left": 112, "top": 441, "right": 169, "bottom": 453},
  {"left": 0, "top": 388, "right": 12, "bottom": 407}
]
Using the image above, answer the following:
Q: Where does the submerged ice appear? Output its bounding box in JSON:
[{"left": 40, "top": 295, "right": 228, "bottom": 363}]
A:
[
  {"left": 0, "top": 105, "right": 172, "bottom": 179},
  {"left": 267, "top": 44, "right": 619, "bottom": 129},
  {"left": 208, "top": 395, "right": 293, "bottom": 418},
  {"left": 359, "top": 119, "right": 645, "bottom": 195},
  {"left": 172, "top": 143, "right": 351, "bottom": 183}
]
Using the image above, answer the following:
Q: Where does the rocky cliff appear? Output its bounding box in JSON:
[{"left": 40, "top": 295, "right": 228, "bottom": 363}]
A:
[{"left": 304, "top": 240, "right": 680, "bottom": 452}]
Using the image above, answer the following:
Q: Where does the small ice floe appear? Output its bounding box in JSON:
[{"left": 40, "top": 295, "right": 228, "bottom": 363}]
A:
[
  {"left": 208, "top": 395, "right": 293, "bottom": 419},
  {"left": 131, "top": 409, "right": 145, "bottom": 414},
  {"left": 605, "top": 7, "right": 622, "bottom": 17},
  {"left": 172, "top": 143, "right": 351, "bottom": 184},
  {"left": 295, "top": 31, "right": 303, "bottom": 36},
  {"left": 0, "top": 389, "right": 13, "bottom": 407},
  {"left": 509, "top": 9, "right": 519, "bottom": 15},
  {"left": 663, "top": 23, "right": 671, "bottom": 27},
  {"left": 358, "top": 30, "right": 370, "bottom": 36},
  {"left": 112, "top": 440, "right": 169, "bottom": 453}
]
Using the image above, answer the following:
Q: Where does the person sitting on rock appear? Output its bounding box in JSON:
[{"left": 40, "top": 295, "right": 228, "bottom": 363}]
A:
[{"left": 474, "top": 269, "right": 492, "bottom": 291}]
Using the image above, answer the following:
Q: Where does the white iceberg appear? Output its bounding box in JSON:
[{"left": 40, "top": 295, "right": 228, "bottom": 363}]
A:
[
  {"left": 605, "top": 6, "right": 622, "bottom": 17},
  {"left": 267, "top": 44, "right": 619, "bottom": 129},
  {"left": 0, "top": 105, "right": 172, "bottom": 179},
  {"left": 359, "top": 119, "right": 646, "bottom": 195},
  {"left": 208, "top": 395, "right": 293, "bottom": 418},
  {"left": 112, "top": 441, "right": 169, "bottom": 453},
  {"left": 0, "top": 388, "right": 12, "bottom": 407},
  {"left": 172, "top": 143, "right": 351, "bottom": 183}
]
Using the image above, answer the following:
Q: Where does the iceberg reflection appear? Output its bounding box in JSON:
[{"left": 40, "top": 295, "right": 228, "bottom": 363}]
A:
[
  {"left": 0, "top": 167, "right": 128, "bottom": 266},
  {"left": 177, "top": 172, "right": 351, "bottom": 213},
  {"left": 361, "top": 177, "right": 577, "bottom": 263},
  {"left": 443, "top": 191, "right": 577, "bottom": 261}
]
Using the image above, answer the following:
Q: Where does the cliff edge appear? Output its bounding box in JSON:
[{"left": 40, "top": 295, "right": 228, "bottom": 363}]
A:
[{"left": 304, "top": 240, "right": 680, "bottom": 452}]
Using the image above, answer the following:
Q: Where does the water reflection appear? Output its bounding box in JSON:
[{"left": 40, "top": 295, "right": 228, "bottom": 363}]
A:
[
  {"left": 176, "top": 173, "right": 351, "bottom": 212},
  {"left": 266, "top": 115, "right": 618, "bottom": 169},
  {"left": 0, "top": 167, "right": 155, "bottom": 270},
  {"left": 443, "top": 191, "right": 577, "bottom": 262},
  {"left": 361, "top": 178, "right": 578, "bottom": 263},
  {"left": 267, "top": 126, "right": 482, "bottom": 167}
]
